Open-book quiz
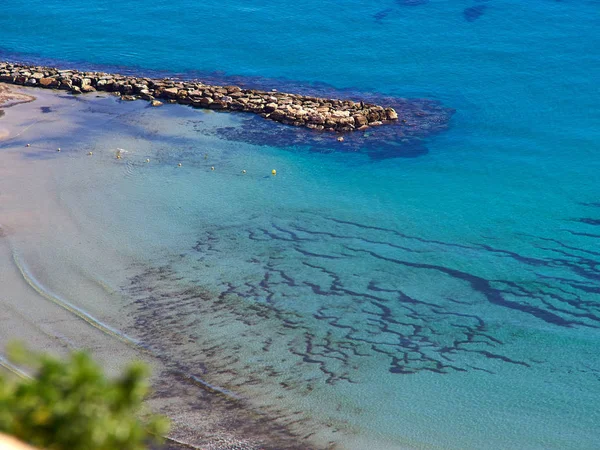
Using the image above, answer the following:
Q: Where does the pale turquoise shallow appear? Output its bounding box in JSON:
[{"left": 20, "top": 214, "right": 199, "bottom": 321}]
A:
[{"left": 1, "top": 0, "right": 599, "bottom": 448}]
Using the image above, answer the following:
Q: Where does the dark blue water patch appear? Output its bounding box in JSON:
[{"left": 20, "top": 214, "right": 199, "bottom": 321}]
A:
[
  {"left": 580, "top": 202, "right": 600, "bottom": 208},
  {"left": 374, "top": 8, "right": 393, "bottom": 22},
  {"left": 397, "top": 0, "right": 429, "bottom": 6},
  {"left": 40, "top": 106, "right": 52, "bottom": 113},
  {"left": 201, "top": 95, "right": 452, "bottom": 160},
  {"left": 563, "top": 230, "right": 600, "bottom": 239},
  {"left": 207, "top": 115, "right": 432, "bottom": 160},
  {"left": 572, "top": 218, "right": 600, "bottom": 226},
  {"left": 463, "top": 4, "right": 487, "bottom": 22},
  {"left": 346, "top": 245, "right": 578, "bottom": 328}
]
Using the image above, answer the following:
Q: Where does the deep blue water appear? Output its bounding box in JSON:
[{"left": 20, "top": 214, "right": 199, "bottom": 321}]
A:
[{"left": 1, "top": 1, "right": 600, "bottom": 448}]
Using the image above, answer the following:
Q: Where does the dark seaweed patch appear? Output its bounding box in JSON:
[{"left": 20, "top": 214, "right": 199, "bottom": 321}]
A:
[{"left": 206, "top": 97, "right": 453, "bottom": 160}]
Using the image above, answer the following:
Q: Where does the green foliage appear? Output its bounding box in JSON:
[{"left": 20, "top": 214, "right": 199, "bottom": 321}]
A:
[{"left": 0, "top": 342, "right": 169, "bottom": 450}]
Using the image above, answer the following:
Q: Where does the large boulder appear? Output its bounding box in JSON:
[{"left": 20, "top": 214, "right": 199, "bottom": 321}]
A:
[
  {"left": 268, "top": 110, "right": 286, "bottom": 121},
  {"left": 332, "top": 110, "right": 350, "bottom": 118},
  {"left": 139, "top": 90, "right": 155, "bottom": 101},
  {"left": 119, "top": 84, "right": 133, "bottom": 95},
  {"left": 39, "top": 78, "right": 59, "bottom": 88},
  {"left": 307, "top": 114, "right": 325, "bottom": 124},
  {"left": 264, "top": 102, "right": 278, "bottom": 113},
  {"left": 367, "top": 111, "right": 381, "bottom": 122},
  {"left": 199, "top": 97, "right": 214, "bottom": 106},
  {"left": 163, "top": 87, "right": 179, "bottom": 98},
  {"left": 208, "top": 100, "right": 227, "bottom": 110},
  {"left": 338, "top": 116, "right": 355, "bottom": 128},
  {"left": 385, "top": 108, "right": 398, "bottom": 120},
  {"left": 58, "top": 79, "right": 72, "bottom": 90},
  {"left": 353, "top": 114, "right": 368, "bottom": 127}
]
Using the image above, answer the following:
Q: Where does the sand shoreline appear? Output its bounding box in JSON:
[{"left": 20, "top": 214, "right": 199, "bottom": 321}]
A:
[
  {"left": 0, "top": 82, "right": 36, "bottom": 109},
  {"left": 0, "top": 83, "right": 36, "bottom": 138}
]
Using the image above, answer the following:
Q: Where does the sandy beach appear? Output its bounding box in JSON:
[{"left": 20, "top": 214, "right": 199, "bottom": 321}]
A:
[
  {"left": 3, "top": 1, "right": 600, "bottom": 448},
  {"left": 0, "top": 83, "right": 35, "bottom": 139}
]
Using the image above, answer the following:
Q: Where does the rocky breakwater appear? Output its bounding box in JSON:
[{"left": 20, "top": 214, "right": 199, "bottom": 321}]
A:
[{"left": 0, "top": 62, "right": 399, "bottom": 133}]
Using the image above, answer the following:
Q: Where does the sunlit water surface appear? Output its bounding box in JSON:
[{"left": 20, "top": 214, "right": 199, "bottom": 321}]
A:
[{"left": 1, "top": 0, "right": 599, "bottom": 448}]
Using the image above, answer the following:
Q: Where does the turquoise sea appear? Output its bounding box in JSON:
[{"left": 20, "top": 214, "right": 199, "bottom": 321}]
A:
[{"left": 1, "top": 0, "right": 599, "bottom": 448}]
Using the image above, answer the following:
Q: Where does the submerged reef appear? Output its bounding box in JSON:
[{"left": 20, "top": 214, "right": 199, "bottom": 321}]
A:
[
  {"left": 207, "top": 95, "right": 453, "bottom": 160},
  {"left": 0, "top": 62, "right": 403, "bottom": 133},
  {"left": 177, "top": 70, "right": 454, "bottom": 159}
]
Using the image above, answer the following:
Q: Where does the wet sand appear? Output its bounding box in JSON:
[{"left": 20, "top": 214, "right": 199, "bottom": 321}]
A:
[
  {"left": 0, "top": 83, "right": 35, "bottom": 109},
  {"left": 0, "top": 83, "right": 35, "bottom": 139}
]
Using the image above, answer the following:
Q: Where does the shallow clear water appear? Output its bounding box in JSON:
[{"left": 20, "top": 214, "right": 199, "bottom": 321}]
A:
[{"left": 1, "top": 1, "right": 599, "bottom": 449}]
